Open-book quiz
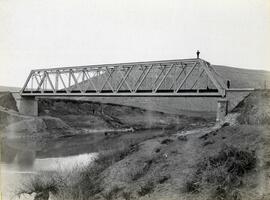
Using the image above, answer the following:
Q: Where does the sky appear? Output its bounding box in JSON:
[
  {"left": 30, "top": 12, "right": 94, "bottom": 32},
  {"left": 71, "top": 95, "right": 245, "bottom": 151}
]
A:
[{"left": 0, "top": 0, "right": 270, "bottom": 87}]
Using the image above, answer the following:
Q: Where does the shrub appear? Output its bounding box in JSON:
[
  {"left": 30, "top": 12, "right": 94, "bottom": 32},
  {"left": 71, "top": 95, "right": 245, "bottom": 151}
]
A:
[
  {"left": 177, "top": 135, "right": 188, "bottom": 141},
  {"left": 137, "top": 181, "right": 155, "bottom": 196},
  {"left": 184, "top": 146, "right": 256, "bottom": 199},
  {"left": 129, "top": 159, "right": 153, "bottom": 181},
  {"left": 160, "top": 138, "right": 174, "bottom": 145},
  {"left": 122, "top": 191, "right": 133, "bottom": 200},
  {"left": 158, "top": 175, "right": 170, "bottom": 184},
  {"left": 184, "top": 178, "right": 200, "bottom": 193},
  {"left": 16, "top": 172, "right": 62, "bottom": 198},
  {"left": 77, "top": 146, "right": 133, "bottom": 197},
  {"left": 101, "top": 186, "right": 122, "bottom": 200}
]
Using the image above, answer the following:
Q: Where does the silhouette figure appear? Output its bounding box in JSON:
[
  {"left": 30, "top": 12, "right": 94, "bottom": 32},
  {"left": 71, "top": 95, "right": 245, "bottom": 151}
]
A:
[
  {"left": 227, "top": 80, "right": 231, "bottom": 89},
  {"left": 196, "top": 50, "right": 200, "bottom": 59}
]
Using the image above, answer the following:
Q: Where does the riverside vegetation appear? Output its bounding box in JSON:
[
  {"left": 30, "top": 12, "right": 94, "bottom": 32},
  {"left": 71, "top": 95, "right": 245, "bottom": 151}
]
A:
[{"left": 1, "top": 91, "right": 270, "bottom": 200}]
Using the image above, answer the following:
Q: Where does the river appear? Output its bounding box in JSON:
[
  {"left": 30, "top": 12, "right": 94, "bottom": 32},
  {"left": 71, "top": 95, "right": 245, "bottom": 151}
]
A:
[
  {"left": 1, "top": 133, "right": 101, "bottom": 200},
  {"left": 1, "top": 129, "right": 165, "bottom": 200}
]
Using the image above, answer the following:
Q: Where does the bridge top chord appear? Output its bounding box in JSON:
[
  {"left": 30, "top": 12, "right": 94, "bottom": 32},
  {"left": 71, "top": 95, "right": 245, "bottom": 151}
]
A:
[{"left": 20, "top": 58, "right": 227, "bottom": 97}]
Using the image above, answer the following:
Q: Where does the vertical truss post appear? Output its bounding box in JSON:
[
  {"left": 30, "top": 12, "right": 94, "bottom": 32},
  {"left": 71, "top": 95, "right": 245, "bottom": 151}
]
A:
[
  {"left": 45, "top": 71, "right": 55, "bottom": 92},
  {"left": 31, "top": 76, "right": 34, "bottom": 92},
  {"left": 68, "top": 71, "right": 71, "bottom": 88},
  {"left": 82, "top": 69, "right": 85, "bottom": 82},
  {"left": 70, "top": 69, "right": 83, "bottom": 93},
  {"left": 58, "top": 72, "right": 69, "bottom": 93},
  {"left": 55, "top": 71, "right": 59, "bottom": 91}
]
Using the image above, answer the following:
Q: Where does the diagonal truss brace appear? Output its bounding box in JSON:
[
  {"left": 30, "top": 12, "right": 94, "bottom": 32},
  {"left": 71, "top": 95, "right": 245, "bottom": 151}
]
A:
[
  {"left": 20, "top": 58, "right": 226, "bottom": 97},
  {"left": 154, "top": 64, "right": 174, "bottom": 92},
  {"left": 116, "top": 66, "right": 133, "bottom": 92},
  {"left": 199, "top": 60, "right": 225, "bottom": 96},
  {"left": 175, "top": 62, "right": 197, "bottom": 92},
  {"left": 100, "top": 67, "right": 115, "bottom": 92}
]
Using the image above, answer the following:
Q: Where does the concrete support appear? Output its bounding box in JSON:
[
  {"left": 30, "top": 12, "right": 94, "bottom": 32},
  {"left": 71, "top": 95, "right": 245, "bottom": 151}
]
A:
[
  {"left": 216, "top": 99, "right": 228, "bottom": 122},
  {"left": 16, "top": 97, "right": 38, "bottom": 116}
]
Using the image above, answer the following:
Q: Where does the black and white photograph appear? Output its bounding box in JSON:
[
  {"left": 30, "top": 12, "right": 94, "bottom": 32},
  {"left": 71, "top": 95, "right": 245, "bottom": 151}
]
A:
[{"left": 0, "top": 0, "right": 270, "bottom": 199}]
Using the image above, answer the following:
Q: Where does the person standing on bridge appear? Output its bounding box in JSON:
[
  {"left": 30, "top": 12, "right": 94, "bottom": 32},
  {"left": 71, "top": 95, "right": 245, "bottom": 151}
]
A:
[
  {"left": 196, "top": 50, "right": 200, "bottom": 59},
  {"left": 227, "top": 80, "right": 231, "bottom": 89}
]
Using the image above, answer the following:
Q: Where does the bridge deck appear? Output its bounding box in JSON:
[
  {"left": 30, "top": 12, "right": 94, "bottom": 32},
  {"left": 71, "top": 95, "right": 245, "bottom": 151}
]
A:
[{"left": 21, "top": 89, "right": 221, "bottom": 97}]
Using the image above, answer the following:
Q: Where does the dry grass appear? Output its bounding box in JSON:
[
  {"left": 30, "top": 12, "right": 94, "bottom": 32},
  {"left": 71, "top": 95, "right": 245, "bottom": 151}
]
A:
[
  {"left": 15, "top": 172, "right": 63, "bottom": 198},
  {"left": 122, "top": 191, "right": 133, "bottom": 200},
  {"left": 129, "top": 159, "right": 153, "bottom": 181},
  {"left": 137, "top": 180, "right": 155, "bottom": 197},
  {"left": 15, "top": 144, "right": 135, "bottom": 200},
  {"left": 234, "top": 90, "right": 270, "bottom": 125},
  {"left": 101, "top": 186, "right": 123, "bottom": 200},
  {"left": 184, "top": 146, "right": 256, "bottom": 199},
  {"left": 74, "top": 145, "right": 133, "bottom": 198}
]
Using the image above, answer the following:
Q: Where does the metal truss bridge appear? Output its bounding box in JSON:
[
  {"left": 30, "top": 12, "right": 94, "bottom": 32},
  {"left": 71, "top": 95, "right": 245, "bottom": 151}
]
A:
[{"left": 20, "top": 58, "right": 227, "bottom": 97}]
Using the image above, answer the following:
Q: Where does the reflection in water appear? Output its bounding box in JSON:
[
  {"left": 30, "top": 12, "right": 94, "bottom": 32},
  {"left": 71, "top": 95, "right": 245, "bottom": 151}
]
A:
[
  {"left": 1, "top": 146, "right": 97, "bottom": 200},
  {"left": 1, "top": 140, "right": 98, "bottom": 172},
  {"left": 32, "top": 153, "right": 98, "bottom": 171},
  {"left": 1, "top": 152, "right": 97, "bottom": 174},
  {"left": 16, "top": 150, "right": 36, "bottom": 168},
  {"left": 1, "top": 129, "right": 163, "bottom": 199}
]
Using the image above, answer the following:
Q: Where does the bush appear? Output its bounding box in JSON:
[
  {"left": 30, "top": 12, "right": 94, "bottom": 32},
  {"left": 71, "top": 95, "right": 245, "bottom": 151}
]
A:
[
  {"left": 160, "top": 138, "right": 174, "bottom": 145},
  {"left": 177, "top": 135, "right": 188, "bottom": 141},
  {"left": 101, "top": 186, "right": 122, "bottom": 200},
  {"left": 158, "top": 175, "right": 170, "bottom": 184},
  {"left": 16, "top": 172, "right": 62, "bottom": 199},
  {"left": 137, "top": 181, "right": 155, "bottom": 196},
  {"left": 122, "top": 191, "right": 133, "bottom": 200},
  {"left": 184, "top": 146, "right": 256, "bottom": 199},
  {"left": 77, "top": 146, "right": 133, "bottom": 198},
  {"left": 129, "top": 159, "right": 153, "bottom": 181}
]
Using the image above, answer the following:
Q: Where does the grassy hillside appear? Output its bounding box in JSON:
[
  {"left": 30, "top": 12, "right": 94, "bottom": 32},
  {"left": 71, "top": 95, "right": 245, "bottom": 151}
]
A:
[
  {"left": 69, "top": 64, "right": 270, "bottom": 91},
  {"left": 0, "top": 85, "right": 21, "bottom": 92},
  {"left": 74, "top": 65, "right": 270, "bottom": 116},
  {"left": 214, "top": 65, "right": 270, "bottom": 89}
]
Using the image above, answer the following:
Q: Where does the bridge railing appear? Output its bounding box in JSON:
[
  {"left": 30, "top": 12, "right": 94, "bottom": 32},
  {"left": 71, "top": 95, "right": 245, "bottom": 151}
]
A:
[{"left": 20, "top": 58, "right": 226, "bottom": 97}]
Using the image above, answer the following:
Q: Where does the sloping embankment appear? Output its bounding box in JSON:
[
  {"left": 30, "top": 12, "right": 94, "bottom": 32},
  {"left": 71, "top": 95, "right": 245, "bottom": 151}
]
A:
[
  {"left": 38, "top": 98, "right": 208, "bottom": 131},
  {"left": 15, "top": 90, "right": 270, "bottom": 200},
  {"left": 81, "top": 90, "right": 269, "bottom": 200}
]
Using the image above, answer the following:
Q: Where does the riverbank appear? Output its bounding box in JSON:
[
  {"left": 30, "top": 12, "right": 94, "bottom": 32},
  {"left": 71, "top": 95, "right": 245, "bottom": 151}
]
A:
[
  {"left": 1, "top": 92, "right": 210, "bottom": 200},
  {"left": 9, "top": 90, "right": 270, "bottom": 200},
  {"left": 2, "top": 91, "right": 270, "bottom": 200}
]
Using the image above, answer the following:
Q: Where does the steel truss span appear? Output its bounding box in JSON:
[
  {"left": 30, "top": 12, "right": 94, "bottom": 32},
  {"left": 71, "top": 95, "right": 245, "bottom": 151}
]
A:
[{"left": 20, "top": 58, "right": 226, "bottom": 97}]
